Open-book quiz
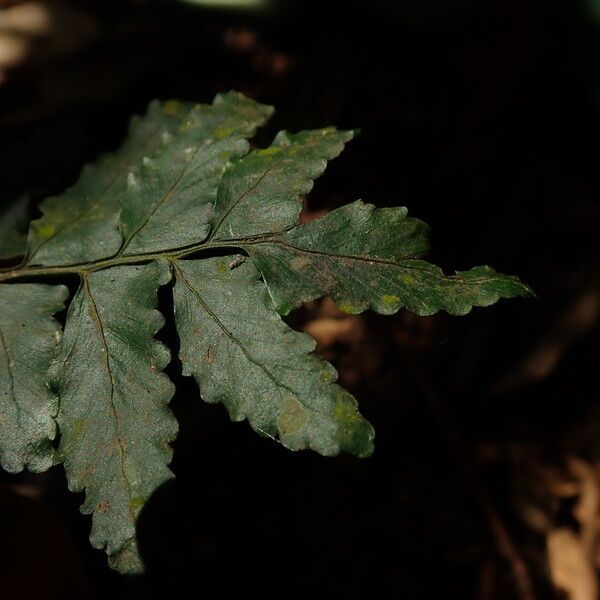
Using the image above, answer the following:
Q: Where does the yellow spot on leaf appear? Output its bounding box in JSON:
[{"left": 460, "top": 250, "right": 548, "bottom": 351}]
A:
[
  {"left": 215, "top": 127, "right": 235, "bottom": 139},
  {"left": 257, "top": 146, "right": 280, "bottom": 156},
  {"left": 129, "top": 496, "right": 145, "bottom": 513},
  {"left": 319, "top": 370, "right": 332, "bottom": 383},
  {"left": 382, "top": 294, "right": 400, "bottom": 307},
  {"left": 338, "top": 301, "right": 358, "bottom": 314},
  {"left": 35, "top": 224, "right": 56, "bottom": 238},
  {"left": 333, "top": 398, "right": 361, "bottom": 425}
]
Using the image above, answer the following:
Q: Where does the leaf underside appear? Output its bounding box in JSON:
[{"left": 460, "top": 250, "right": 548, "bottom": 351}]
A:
[
  {"left": 0, "top": 91, "right": 532, "bottom": 573},
  {"left": 173, "top": 257, "right": 374, "bottom": 457},
  {"left": 0, "top": 283, "right": 67, "bottom": 472},
  {"left": 55, "top": 261, "right": 175, "bottom": 573}
]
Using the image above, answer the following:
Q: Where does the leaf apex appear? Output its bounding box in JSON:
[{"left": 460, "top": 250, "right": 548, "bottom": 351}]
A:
[{"left": 213, "top": 89, "right": 274, "bottom": 118}]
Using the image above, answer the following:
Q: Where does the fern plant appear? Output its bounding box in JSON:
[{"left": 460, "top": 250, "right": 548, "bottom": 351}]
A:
[{"left": 0, "top": 91, "right": 532, "bottom": 573}]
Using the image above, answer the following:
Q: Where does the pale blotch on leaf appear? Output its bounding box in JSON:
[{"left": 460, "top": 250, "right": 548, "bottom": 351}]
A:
[
  {"left": 277, "top": 396, "right": 307, "bottom": 436},
  {"left": 73, "top": 419, "right": 86, "bottom": 438},
  {"left": 290, "top": 256, "right": 311, "bottom": 272},
  {"left": 126, "top": 172, "right": 140, "bottom": 192},
  {"left": 216, "top": 260, "right": 230, "bottom": 274}
]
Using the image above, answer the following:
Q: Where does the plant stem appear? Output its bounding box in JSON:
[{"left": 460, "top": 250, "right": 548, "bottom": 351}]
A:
[{"left": 0, "top": 238, "right": 252, "bottom": 283}]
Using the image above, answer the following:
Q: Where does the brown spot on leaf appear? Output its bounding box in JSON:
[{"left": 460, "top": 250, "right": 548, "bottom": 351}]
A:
[{"left": 204, "top": 346, "right": 214, "bottom": 364}]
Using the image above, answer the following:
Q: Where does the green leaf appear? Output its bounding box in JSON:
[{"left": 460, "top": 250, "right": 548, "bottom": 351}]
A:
[
  {"left": 244, "top": 200, "right": 533, "bottom": 316},
  {"left": 208, "top": 128, "right": 353, "bottom": 240},
  {"left": 0, "top": 283, "right": 68, "bottom": 472},
  {"left": 26, "top": 92, "right": 272, "bottom": 266},
  {"left": 0, "top": 195, "right": 30, "bottom": 260},
  {"left": 54, "top": 261, "right": 176, "bottom": 573},
  {"left": 0, "top": 91, "right": 532, "bottom": 574},
  {"left": 26, "top": 100, "right": 193, "bottom": 267},
  {"left": 118, "top": 92, "right": 273, "bottom": 256},
  {"left": 172, "top": 256, "right": 374, "bottom": 457}
]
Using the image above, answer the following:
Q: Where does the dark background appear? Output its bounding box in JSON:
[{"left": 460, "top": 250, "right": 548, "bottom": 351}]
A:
[{"left": 1, "top": 1, "right": 599, "bottom": 598}]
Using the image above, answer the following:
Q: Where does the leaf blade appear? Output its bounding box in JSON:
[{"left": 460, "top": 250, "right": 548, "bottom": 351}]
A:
[
  {"left": 118, "top": 91, "right": 273, "bottom": 256},
  {"left": 173, "top": 256, "right": 374, "bottom": 457},
  {"left": 245, "top": 200, "right": 533, "bottom": 315},
  {"left": 0, "top": 283, "right": 68, "bottom": 472},
  {"left": 55, "top": 261, "right": 176, "bottom": 573},
  {"left": 208, "top": 128, "right": 354, "bottom": 240},
  {"left": 26, "top": 100, "right": 195, "bottom": 266}
]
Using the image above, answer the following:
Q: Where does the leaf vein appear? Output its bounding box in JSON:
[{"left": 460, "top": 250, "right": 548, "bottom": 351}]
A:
[
  {"left": 173, "top": 261, "right": 329, "bottom": 418},
  {"left": 82, "top": 276, "right": 136, "bottom": 526}
]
